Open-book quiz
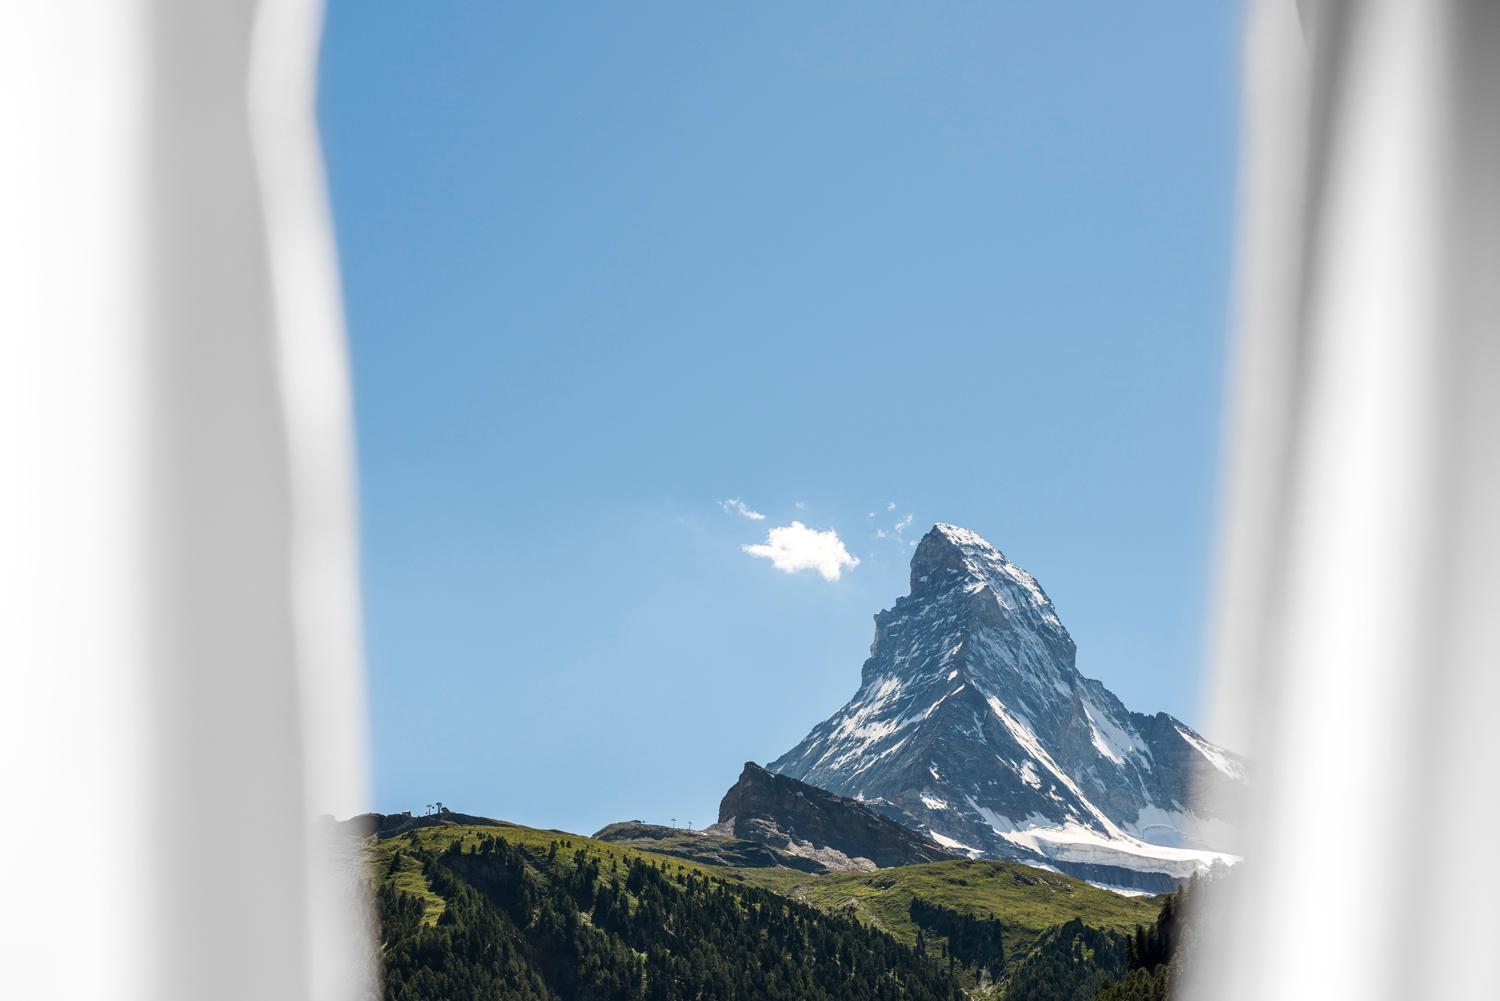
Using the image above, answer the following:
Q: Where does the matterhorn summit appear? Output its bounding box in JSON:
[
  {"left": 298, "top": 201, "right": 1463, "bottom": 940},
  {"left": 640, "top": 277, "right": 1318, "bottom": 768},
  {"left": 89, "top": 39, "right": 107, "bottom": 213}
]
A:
[{"left": 769, "top": 524, "right": 1245, "bottom": 891}]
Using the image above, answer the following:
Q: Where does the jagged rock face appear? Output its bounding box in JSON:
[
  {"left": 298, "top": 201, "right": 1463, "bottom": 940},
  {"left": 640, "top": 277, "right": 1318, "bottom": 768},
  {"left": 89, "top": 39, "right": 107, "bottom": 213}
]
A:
[
  {"left": 707, "top": 762, "right": 957, "bottom": 871},
  {"left": 769, "top": 524, "right": 1246, "bottom": 885}
]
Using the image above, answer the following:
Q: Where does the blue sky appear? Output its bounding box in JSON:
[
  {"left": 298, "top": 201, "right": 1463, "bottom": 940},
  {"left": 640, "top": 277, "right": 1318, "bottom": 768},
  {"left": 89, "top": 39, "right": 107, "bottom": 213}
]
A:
[{"left": 319, "top": 1, "right": 1245, "bottom": 833}]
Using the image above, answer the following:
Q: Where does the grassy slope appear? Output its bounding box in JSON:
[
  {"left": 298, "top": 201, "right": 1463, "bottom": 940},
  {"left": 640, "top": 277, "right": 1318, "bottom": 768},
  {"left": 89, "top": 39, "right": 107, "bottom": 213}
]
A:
[
  {"left": 727, "top": 859, "right": 1158, "bottom": 978},
  {"left": 593, "top": 822, "right": 824, "bottom": 871},
  {"left": 367, "top": 820, "right": 735, "bottom": 926},
  {"left": 366, "top": 819, "right": 1158, "bottom": 985}
]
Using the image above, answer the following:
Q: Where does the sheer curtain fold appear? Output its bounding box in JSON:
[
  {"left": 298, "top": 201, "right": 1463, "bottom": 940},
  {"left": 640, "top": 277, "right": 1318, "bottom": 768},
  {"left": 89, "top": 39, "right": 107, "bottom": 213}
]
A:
[
  {"left": 1193, "top": 1, "right": 1500, "bottom": 997},
  {"left": 0, "top": 3, "right": 372, "bottom": 999}
]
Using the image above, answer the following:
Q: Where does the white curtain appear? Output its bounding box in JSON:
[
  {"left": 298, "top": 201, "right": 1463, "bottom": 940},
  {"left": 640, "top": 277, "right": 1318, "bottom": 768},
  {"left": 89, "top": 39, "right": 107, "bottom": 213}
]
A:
[
  {"left": 0, "top": 3, "right": 373, "bottom": 999},
  {"left": 1191, "top": 1, "right": 1500, "bottom": 998}
]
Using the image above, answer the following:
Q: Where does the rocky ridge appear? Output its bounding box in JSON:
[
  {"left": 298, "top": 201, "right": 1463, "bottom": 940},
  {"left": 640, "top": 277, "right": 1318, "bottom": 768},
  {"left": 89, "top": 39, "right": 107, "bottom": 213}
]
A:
[{"left": 705, "top": 762, "right": 958, "bottom": 871}]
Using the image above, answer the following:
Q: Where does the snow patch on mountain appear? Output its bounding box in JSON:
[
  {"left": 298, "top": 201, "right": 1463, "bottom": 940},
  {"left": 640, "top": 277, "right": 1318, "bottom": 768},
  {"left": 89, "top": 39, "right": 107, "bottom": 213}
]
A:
[
  {"left": 1123, "top": 805, "right": 1241, "bottom": 851},
  {"left": 999, "top": 822, "right": 1236, "bottom": 880},
  {"left": 1176, "top": 725, "right": 1248, "bottom": 781},
  {"left": 929, "top": 831, "right": 982, "bottom": 858}
]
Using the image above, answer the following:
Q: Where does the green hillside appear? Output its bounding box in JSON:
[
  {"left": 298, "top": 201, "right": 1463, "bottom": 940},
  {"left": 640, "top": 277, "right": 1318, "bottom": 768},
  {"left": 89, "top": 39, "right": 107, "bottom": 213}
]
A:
[
  {"left": 728, "top": 858, "right": 1158, "bottom": 982},
  {"left": 371, "top": 819, "right": 741, "bottom": 935},
  {"left": 369, "top": 820, "right": 964, "bottom": 1000},
  {"left": 365, "top": 817, "right": 1163, "bottom": 999},
  {"left": 593, "top": 821, "right": 827, "bottom": 872}
]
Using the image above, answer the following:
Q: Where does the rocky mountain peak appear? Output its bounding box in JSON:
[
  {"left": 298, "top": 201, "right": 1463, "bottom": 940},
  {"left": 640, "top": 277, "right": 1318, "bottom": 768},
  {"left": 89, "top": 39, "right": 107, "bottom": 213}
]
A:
[
  {"left": 772, "top": 523, "right": 1246, "bottom": 890},
  {"left": 909, "top": 523, "right": 988, "bottom": 582},
  {"left": 908, "top": 524, "right": 1066, "bottom": 634}
]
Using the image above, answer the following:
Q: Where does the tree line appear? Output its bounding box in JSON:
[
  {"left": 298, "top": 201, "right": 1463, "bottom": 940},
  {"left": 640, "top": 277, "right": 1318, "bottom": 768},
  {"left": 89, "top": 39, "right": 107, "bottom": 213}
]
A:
[
  {"left": 906, "top": 896, "right": 1005, "bottom": 977},
  {"left": 377, "top": 834, "right": 966, "bottom": 1001}
]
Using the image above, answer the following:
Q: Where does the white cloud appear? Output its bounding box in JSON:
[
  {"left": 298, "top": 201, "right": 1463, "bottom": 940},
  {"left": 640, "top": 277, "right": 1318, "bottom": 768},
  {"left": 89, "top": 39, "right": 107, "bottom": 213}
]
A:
[
  {"left": 741, "top": 521, "right": 860, "bottom": 582},
  {"left": 719, "top": 498, "right": 765, "bottom": 521},
  {"left": 794, "top": 500, "right": 807, "bottom": 510},
  {"left": 893, "top": 513, "right": 913, "bottom": 536},
  {"left": 874, "top": 528, "right": 887, "bottom": 539},
  {"left": 867, "top": 511, "right": 876, "bottom": 519},
  {"left": 887, "top": 501, "right": 897, "bottom": 511}
]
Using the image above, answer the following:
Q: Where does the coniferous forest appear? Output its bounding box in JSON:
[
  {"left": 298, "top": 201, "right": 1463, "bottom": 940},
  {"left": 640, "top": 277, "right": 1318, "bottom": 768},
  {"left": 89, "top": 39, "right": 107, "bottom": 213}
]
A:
[
  {"left": 377, "top": 834, "right": 965, "bottom": 1001},
  {"left": 907, "top": 897, "right": 1005, "bottom": 978},
  {"left": 999, "top": 880, "right": 1197, "bottom": 1001},
  {"left": 371, "top": 822, "right": 1204, "bottom": 1001},
  {"left": 1091, "top": 880, "right": 1195, "bottom": 1001}
]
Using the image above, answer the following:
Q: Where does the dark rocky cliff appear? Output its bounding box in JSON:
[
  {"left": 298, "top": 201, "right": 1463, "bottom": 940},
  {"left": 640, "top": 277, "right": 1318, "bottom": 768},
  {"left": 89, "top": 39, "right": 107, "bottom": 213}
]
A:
[{"left": 708, "top": 762, "right": 957, "bottom": 870}]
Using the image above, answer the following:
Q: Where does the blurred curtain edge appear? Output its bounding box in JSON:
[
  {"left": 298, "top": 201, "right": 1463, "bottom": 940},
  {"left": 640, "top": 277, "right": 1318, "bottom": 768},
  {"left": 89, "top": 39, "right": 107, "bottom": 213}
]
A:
[
  {"left": 1190, "top": 1, "right": 1500, "bottom": 998},
  {"left": 0, "top": 2, "right": 374, "bottom": 999}
]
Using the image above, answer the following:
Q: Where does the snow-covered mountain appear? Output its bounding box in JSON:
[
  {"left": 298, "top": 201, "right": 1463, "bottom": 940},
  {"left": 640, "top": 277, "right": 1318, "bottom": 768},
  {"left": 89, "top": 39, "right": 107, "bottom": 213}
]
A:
[{"left": 769, "top": 523, "right": 1246, "bottom": 891}]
